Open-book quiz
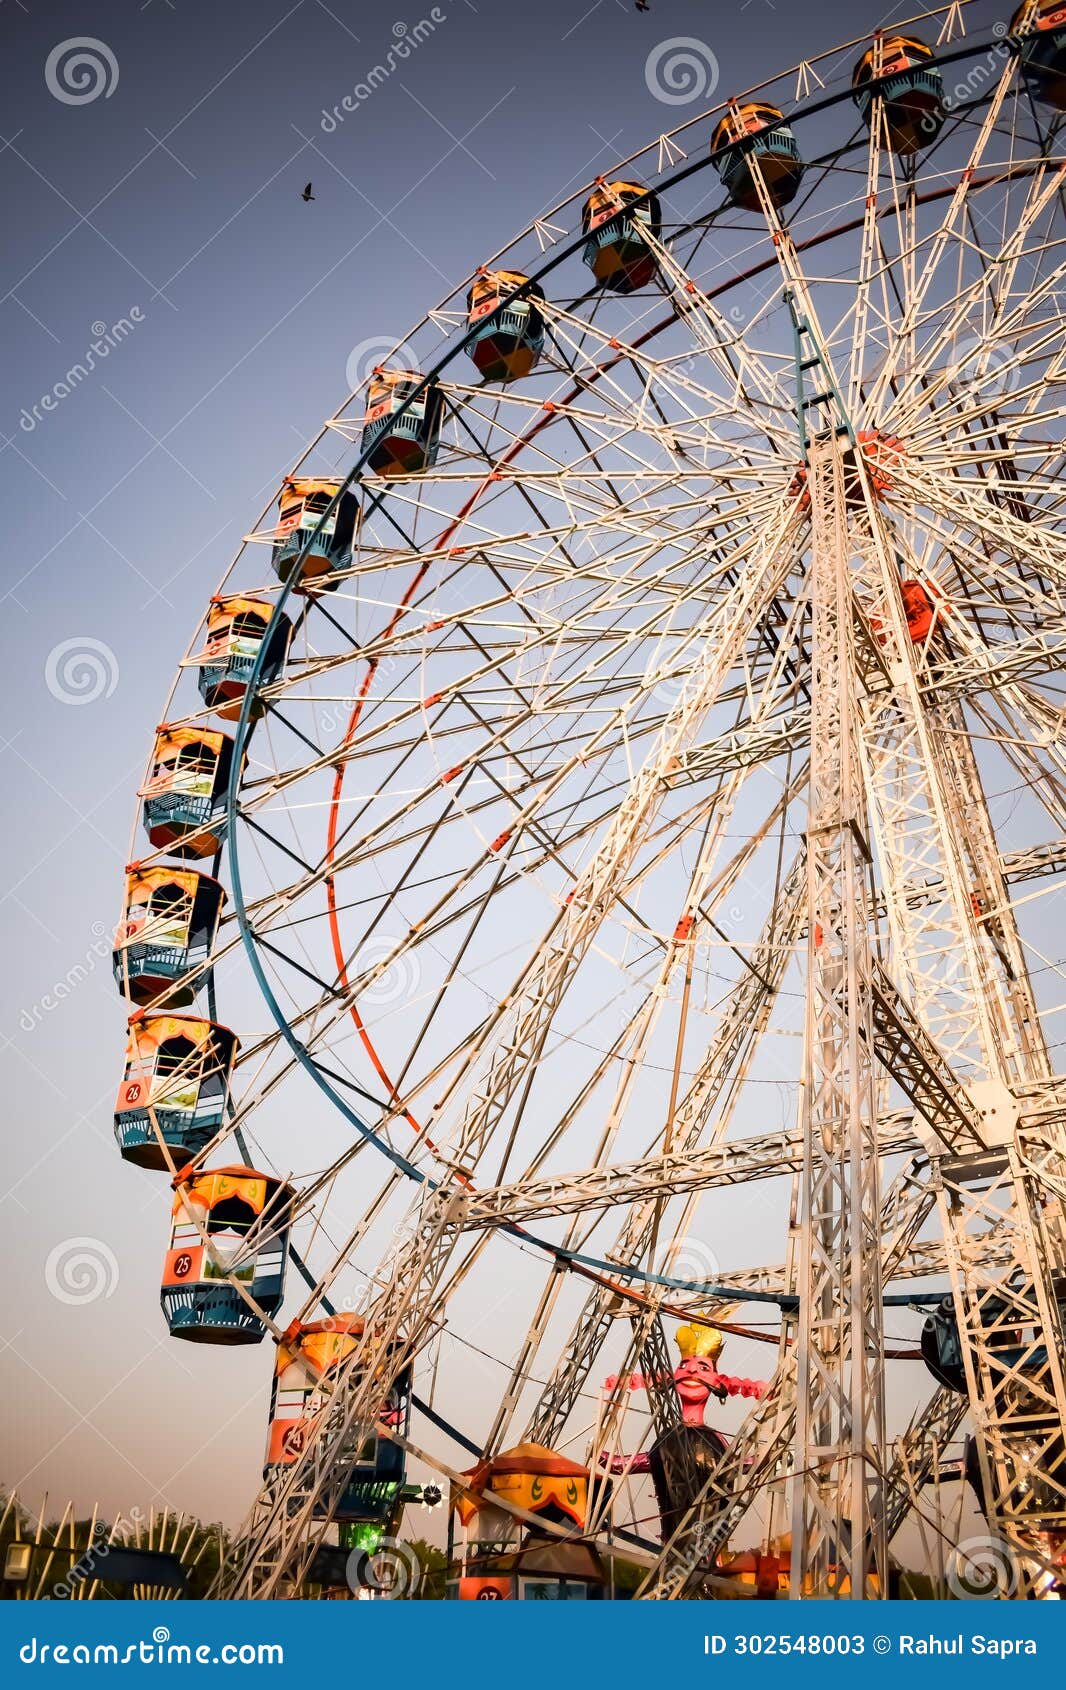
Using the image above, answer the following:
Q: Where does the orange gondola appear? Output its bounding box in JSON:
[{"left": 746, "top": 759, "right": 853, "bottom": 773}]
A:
[
  {"left": 140, "top": 726, "right": 234, "bottom": 857},
  {"left": 113, "top": 864, "right": 224, "bottom": 1007},
  {"left": 162, "top": 1165, "right": 292, "bottom": 1344},
  {"left": 710, "top": 103, "right": 805, "bottom": 212},
  {"left": 1013, "top": 2, "right": 1066, "bottom": 109},
  {"left": 361, "top": 372, "right": 443, "bottom": 477},
  {"left": 195, "top": 596, "right": 291, "bottom": 719},
  {"left": 581, "top": 180, "right": 661, "bottom": 294},
  {"left": 466, "top": 270, "right": 545, "bottom": 383},
  {"left": 852, "top": 35, "right": 945, "bottom": 152},
  {"left": 114, "top": 1012, "right": 238, "bottom": 1168},
  {"left": 272, "top": 479, "right": 359, "bottom": 590},
  {"left": 266, "top": 1318, "right": 412, "bottom": 1527},
  {"left": 449, "top": 1443, "right": 605, "bottom": 1600}
]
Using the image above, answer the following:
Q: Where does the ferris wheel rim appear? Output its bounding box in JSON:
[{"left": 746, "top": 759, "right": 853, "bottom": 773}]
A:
[
  {"left": 218, "top": 2, "right": 1035, "bottom": 1150},
  {"left": 118, "top": 8, "right": 1066, "bottom": 1565},
  {"left": 162, "top": 1, "right": 1024, "bottom": 681}
]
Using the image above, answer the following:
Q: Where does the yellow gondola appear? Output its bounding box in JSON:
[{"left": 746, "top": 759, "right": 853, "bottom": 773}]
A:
[
  {"left": 852, "top": 35, "right": 945, "bottom": 152},
  {"left": 195, "top": 596, "right": 291, "bottom": 719},
  {"left": 272, "top": 479, "right": 358, "bottom": 590},
  {"left": 581, "top": 180, "right": 661, "bottom": 294},
  {"left": 1013, "top": 2, "right": 1066, "bottom": 108},
  {"left": 466, "top": 270, "right": 545, "bottom": 383},
  {"left": 710, "top": 103, "right": 805, "bottom": 212},
  {"left": 114, "top": 1012, "right": 238, "bottom": 1168},
  {"left": 140, "top": 725, "right": 234, "bottom": 857},
  {"left": 162, "top": 1165, "right": 292, "bottom": 1344},
  {"left": 361, "top": 372, "right": 443, "bottom": 477},
  {"left": 113, "top": 864, "right": 224, "bottom": 1007}
]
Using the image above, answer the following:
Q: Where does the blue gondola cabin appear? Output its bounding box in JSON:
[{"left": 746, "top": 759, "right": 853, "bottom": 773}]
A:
[
  {"left": 1013, "top": 2, "right": 1066, "bottom": 107},
  {"left": 141, "top": 726, "right": 234, "bottom": 858},
  {"left": 265, "top": 1319, "right": 412, "bottom": 1527},
  {"left": 852, "top": 35, "right": 945, "bottom": 152},
  {"left": 361, "top": 371, "right": 444, "bottom": 477},
  {"left": 466, "top": 270, "right": 545, "bottom": 383},
  {"left": 196, "top": 596, "right": 291, "bottom": 720},
  {"left": 711, "top": 104, "right": 805, "bottom": 213},
  {"left": 272, "top": 479, "right": 358, "bottom": 590},
  {"left": 581, "top": 180, "right": 661, "bottom": 294},
  {"left": 162, "top": 1165, "right": 292, "bottom": 1344},
  {"left": 114, "top": 1012, "right": 238, "bottom": 1168},
  {"left": 113, "top": 865, "right": 224, "bottom": 1008}
]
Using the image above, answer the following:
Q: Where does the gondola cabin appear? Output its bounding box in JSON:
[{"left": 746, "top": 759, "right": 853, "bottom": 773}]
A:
[
  {"left": 581, "top": 180, "right": 661, "bottom": 294},
  {"left": 466, "top": 270, "right": 545, "bottom": 383},
  {"left": 361, "top": 371, "right": 443, "bottom": 477},
  {"left": 113, "top": 865, "right": 224, "bottom": 1007},
  {"left": 196, "top": 597, "right": 291, "bottom": 720},
  {"left": 448, "top": 1444, "right": 605, "bottom": 1600},
  {"left": 141, "top": 726, "right": 233, "bottom": 858},
  {"left": 265, "top": 1319, "right": 412, "bottom": 1528},
  {"left": 921, "top": 1292, "right": 1023, "bottom": 1395},
  {"left": 272, "top": 479, "right": 358, "bottom": 590},
  {"left": 852, "top": 36, "right": 945, "bottom": 152},
  {"left": 162, "top": 1165, "right": 292, "bottom": 1344},
  {"left": 1013, "top": 2, "right": 1066, "bottom": 108},
  {"left": 710, "top": 104, "right": 805, "bottom": 213},
  {"left": 115, "top": 1013, "right": 238, "bottom": 1168}
]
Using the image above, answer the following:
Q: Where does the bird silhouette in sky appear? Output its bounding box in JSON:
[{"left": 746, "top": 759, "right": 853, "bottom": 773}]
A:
[
  {"left": 301, "top": 182, "right": 315, "bottom": 202},
  {"left": 635, "top": 1, "right": 649, "bottom": 11}
]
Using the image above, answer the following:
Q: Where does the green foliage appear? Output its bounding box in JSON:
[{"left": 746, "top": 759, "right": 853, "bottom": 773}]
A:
[
  {"left": 897, "top": 1567, "right": 945, "bottom": 1600},
  {"left": 404, "top": 1537, "right": 449, "bottom": 1600}
]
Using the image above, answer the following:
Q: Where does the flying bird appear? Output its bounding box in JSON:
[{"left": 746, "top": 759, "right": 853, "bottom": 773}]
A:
[
  {"left": 635, "top": 1, "right": 649, "bottom": 11},
  {"left": 301, "top": 182, "right": 315, "bottom": 202}
]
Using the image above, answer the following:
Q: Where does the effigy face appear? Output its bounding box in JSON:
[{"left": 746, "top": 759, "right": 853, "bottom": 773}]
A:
[{"left": 673, "top": 1357, "right": 719, "bottom": 1425}]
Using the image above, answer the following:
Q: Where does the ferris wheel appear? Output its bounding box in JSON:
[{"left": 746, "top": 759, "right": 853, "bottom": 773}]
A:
[{"left": 111, "top": 0, "right": 1066, "bottom": 1602}]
